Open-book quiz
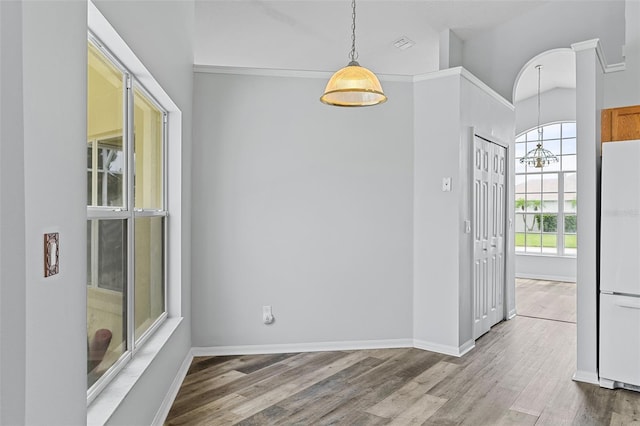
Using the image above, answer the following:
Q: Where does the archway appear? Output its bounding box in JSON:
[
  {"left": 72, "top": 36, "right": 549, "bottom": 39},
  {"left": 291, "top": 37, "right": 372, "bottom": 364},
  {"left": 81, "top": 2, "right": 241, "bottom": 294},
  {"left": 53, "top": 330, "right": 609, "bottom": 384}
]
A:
[{"left": 512, "top": 49, "right": 578, "bottom": 323}]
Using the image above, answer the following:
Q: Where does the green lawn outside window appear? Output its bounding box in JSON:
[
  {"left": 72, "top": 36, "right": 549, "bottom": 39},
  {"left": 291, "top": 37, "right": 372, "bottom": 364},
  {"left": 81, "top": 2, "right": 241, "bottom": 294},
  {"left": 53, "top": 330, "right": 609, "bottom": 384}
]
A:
[{"left": 515, "top": 233, "right": 576, "bottom": 249}]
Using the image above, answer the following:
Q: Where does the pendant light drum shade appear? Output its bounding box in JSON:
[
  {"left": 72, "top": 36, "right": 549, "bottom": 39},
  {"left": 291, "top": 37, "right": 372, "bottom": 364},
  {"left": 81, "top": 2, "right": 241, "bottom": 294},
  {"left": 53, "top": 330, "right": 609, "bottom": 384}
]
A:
[{"left": 320, "top": 61, "right": 387, "bottom": 107}]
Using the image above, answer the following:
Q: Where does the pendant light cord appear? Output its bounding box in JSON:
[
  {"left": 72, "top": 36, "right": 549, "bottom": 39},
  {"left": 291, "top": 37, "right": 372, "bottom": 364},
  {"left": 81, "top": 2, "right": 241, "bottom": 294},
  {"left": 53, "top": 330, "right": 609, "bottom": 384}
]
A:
[
  {"left": 536, "top": 65, "right": 543, "bottom": 145},
  {"left": 349, "top": 0, "right": 358, "bottom": 63}
]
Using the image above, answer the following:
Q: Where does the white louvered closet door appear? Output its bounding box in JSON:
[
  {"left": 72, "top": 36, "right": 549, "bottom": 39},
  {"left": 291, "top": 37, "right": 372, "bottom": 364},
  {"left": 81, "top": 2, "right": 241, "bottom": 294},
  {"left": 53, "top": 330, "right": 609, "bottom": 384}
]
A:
[{"left": 473, "top": 135, "right": 506, "bottom": 339}]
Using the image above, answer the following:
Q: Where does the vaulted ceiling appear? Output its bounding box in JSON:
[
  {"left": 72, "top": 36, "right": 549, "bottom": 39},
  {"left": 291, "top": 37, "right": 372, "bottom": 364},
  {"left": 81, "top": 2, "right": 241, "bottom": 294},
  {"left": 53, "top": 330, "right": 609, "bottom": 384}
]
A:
[{"left": 194, "top": 0, "right": 546, "bottom": 76}]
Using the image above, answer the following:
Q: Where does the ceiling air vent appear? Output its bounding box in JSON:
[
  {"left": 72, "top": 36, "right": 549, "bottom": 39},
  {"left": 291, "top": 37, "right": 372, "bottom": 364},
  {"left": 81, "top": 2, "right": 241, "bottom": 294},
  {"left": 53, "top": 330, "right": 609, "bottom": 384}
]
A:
[{"left": 393, "top": 36, "right": 415, "bottom": 50}]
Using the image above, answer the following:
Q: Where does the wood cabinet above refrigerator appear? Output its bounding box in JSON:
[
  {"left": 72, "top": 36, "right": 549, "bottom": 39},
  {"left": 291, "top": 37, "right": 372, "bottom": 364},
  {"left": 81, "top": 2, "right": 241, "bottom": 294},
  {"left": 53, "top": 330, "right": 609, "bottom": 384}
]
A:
[{"left": 602, "top": 105, "right": 640, "bottom": 143}]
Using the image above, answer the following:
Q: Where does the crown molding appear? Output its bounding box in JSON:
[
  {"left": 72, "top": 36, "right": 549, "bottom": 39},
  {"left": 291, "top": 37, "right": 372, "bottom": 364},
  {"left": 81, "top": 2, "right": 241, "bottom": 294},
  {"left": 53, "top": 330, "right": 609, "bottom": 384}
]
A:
[
  {"left": 571, "top": 39, "right": 608, "bottom": 72},
  {"left": 193, "top": 64, "right": 514, "bottom": 110},
  {"left": 413, "top": 67, "right": 514, "bottom": 111},
  {"left": 605, "top": 62, "right": 626, "bottom": 73},
  {"left": 193, "top": 64, "right": 414, "bottom": 82}
]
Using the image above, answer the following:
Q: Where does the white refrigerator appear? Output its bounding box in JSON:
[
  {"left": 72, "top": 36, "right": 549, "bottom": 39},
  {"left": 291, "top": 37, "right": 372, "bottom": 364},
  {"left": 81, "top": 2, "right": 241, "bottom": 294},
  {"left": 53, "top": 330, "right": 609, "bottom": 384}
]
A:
[{"left": 600, "top": 139, "right": 640, "bottom": 390}]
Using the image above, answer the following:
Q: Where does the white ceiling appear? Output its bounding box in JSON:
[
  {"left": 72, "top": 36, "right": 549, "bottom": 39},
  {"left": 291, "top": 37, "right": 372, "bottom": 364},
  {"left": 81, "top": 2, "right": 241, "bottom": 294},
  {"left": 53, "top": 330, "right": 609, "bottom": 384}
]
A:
[{"left": 194, "top": 0, "right": 548, "bottom": 76}]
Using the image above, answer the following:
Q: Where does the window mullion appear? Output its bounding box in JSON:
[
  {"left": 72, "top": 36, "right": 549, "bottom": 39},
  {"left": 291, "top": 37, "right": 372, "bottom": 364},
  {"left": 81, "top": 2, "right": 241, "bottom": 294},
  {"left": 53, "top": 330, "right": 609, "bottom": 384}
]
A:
[
  {"left": 162, "top": 113, "right": 168, "bottom": 315},
  {"left": 125, "top": 73, "right": 136, "bottom": 356},
  {"left": 90, "top": 140, "right": 98, "bottom": 206},
  {"left": 558, "top": 172, "right": 566, "bottom": 255},
  {"left": 90, "top": 140, "right": 98, "bottom": 288}
]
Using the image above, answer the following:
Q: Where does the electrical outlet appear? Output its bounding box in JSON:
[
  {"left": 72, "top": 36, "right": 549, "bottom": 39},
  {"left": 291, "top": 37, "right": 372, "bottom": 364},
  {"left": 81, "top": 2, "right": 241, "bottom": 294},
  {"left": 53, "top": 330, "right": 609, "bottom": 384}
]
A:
[
  {"left": 442, "top": 177, "right": 452, "bottom": 192},
  {"left": 263, "top": 305, "right": 275, "bottom": 325}
]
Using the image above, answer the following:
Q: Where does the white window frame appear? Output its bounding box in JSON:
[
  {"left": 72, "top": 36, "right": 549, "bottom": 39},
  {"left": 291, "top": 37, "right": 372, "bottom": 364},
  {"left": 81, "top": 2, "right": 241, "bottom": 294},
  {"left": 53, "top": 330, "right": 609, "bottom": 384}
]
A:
[
  {"left": 87, "top": 33, "right": 170, "bottom": 404},
  {"left": 86, "top": 3, "right": 184, "bottom": 422},
  {"left": 515, "top": 121, "right": 577, "bottom": 257}
]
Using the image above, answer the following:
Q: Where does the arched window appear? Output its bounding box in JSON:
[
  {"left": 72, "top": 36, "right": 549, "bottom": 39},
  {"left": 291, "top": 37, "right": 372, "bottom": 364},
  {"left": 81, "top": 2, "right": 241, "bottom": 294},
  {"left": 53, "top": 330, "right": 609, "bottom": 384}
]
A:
[{"left": 515, "top": 122, "right": 576, "bottom": 256}]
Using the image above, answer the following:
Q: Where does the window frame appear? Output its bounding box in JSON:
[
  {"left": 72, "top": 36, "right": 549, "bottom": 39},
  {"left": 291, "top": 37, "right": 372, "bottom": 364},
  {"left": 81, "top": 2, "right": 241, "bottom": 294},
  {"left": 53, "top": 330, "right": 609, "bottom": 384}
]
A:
[
  {"left": 515, "top": 121, "right": 577, "bottom": 257},
  {"left": 87, "top": 33, "right": 169, "bottom": 404}
]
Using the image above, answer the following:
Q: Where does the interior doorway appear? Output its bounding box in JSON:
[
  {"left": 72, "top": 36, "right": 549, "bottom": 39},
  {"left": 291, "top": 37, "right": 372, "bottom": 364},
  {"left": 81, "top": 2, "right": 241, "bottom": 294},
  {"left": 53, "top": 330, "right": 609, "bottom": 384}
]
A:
[{"left": 512, "top": 49, "right": 578, "bottom": 284}]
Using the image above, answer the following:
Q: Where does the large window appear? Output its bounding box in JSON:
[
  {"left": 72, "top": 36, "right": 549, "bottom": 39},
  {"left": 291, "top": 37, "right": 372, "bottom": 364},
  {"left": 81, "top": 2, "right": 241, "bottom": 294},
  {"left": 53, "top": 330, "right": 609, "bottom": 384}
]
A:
[
  {"left": 87, "top": 38, "right": 167, "bottom": 396},
  {"left": 515, "top": 122, "right": 577, "bottom": 256}
]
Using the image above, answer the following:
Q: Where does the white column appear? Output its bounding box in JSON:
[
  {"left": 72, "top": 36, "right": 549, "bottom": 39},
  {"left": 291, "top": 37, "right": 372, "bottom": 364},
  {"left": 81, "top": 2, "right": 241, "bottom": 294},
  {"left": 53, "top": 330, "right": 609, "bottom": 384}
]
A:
[{"left": 571, "top": 39, "right": 606, "bottom": 385}]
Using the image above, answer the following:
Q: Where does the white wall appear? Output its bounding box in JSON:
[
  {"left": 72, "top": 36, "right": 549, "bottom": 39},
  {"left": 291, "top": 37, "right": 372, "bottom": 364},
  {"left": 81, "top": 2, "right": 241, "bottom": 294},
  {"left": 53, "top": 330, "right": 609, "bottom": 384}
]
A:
[
  {"left": 515, "top": 88, "right": 576, "bottom": 135},
  {"left": 191, "top": 71, "right": 414, "bottom": 349},
  {"left": 515, "top": 87, "right": 578, "bottom": 282},
  {"left": 516, "top": 255, "right": 577, "bottom": 283},
  {"left": 0, "top": 1, "right": 26, "bottom": 424},
  {"left": 462, "top": 1, "right": 625, "bottom": 102},
  {"left": 439, "top": 29, "right": 463, "bottom": 70},
  {"left": 605, "top": 0, "right": 640, "bottom": 107},
  {"left": 413, "top": 69, "right": 515, "bottom": 353}
]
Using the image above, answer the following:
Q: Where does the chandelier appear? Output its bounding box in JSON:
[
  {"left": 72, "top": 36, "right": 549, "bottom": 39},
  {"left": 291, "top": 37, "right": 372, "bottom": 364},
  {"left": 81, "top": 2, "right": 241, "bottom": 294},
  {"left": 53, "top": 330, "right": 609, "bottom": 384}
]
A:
[{"left": 520, "top": 65, "right": 559, "bottom": 168}]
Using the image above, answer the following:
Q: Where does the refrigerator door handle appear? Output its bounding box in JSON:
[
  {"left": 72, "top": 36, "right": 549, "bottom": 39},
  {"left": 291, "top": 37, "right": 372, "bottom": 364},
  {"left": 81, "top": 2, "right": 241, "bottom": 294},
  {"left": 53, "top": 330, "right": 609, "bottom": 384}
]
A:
[{"left": 616, "top": 300, "right": 640, "bottom": 309}]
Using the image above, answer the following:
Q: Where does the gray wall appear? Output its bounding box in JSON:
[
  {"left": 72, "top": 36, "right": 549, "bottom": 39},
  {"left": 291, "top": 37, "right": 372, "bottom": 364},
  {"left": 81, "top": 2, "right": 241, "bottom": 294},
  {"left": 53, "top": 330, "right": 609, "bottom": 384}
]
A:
[
  {"left": 462, "top": 1, "right": 625, "bottom": 102},
  {"left": 413, "top": 69, "right": 515, "bottom": 353},
  {"left": 190, "top": 68, "right": 513, "bottom": 356},
  {"left": 191, "top": 72, "right": 415, "bottom": 347},
  {"left": 413, "top": 74, "right": 462, "bottom": 350},
  {"left": 0, "top": 1, "right": 26, "bottom": 424},
  {"left": 22, "top": 2, "right": 88, "bottom": 423},
  {"left": 459, "top": 75, "right": 517, "bottom": 333},
  {"left": 0, "top": 1, "right": 194, "bottom": 424}
]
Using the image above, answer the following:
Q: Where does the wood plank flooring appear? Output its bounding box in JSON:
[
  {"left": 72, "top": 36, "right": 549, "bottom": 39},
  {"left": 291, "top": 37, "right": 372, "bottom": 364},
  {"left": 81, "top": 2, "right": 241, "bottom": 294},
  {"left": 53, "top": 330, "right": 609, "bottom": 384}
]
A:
[
  {"left": 515, "top": 278, "right": 577, "bottom": 323},
  {"left": 166, "top": 281, "right": 639, "bottom": 425}
]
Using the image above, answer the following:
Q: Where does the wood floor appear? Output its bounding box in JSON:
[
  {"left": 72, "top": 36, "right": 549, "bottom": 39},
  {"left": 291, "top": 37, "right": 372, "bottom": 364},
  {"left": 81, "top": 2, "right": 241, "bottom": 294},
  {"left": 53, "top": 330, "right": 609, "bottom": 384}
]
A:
[
  {"left": 166, "top": 281, "right": 640, "bottom": 425},
  {"left": 515, "top": 278, "right": 577, "bottom": 323}
]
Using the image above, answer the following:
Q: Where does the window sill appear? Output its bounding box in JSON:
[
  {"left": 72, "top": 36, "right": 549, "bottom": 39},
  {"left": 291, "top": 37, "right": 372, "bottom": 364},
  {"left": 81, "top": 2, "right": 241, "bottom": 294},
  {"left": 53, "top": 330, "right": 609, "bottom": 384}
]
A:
[
  {"left": 516, "top": 252, "right": 577, "bottom": 259},
  {"left": 87, "top": 317, "right": 183, "bottom": 426}
]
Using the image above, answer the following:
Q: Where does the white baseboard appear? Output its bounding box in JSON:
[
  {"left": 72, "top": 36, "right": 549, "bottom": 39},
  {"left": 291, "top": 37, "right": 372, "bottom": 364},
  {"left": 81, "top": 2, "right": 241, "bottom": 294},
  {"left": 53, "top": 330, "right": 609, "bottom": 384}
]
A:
[
  {"left": 516, "top": 273, "right": 577, "bottom": 283},
  {"left": 152, "top": 349, "right": 193, "bottom": 426},
  {"left": 572, "top": 370, "right": 600, "bottom": 385},
  {"left": 507, "top": 309, "right": 517, "bottom": 320},
  {"left": 193, "top": 337, "right": 479, "bottom": 359},
  {"left": 457, "top": 339, "right": 475, "bottom": 356},
  {"left": 192, "top": 338, "right": 414, "bottom": 357},
  {"left": 413, "top": 339, "right": 475, "bottom": 357},
  {"left": 599, "top": 378, "right": 615, "bottom": 389}
]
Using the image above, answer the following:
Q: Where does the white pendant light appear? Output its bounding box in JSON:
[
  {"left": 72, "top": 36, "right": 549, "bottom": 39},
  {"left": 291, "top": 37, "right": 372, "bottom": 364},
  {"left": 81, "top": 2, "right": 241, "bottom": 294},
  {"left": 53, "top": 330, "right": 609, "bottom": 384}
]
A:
[
  {"left": 320, "top": 0, "right": 387, "bottom": 107},
  {"left": 520, "top": 65, "right": 559, "bottom": 168}
]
